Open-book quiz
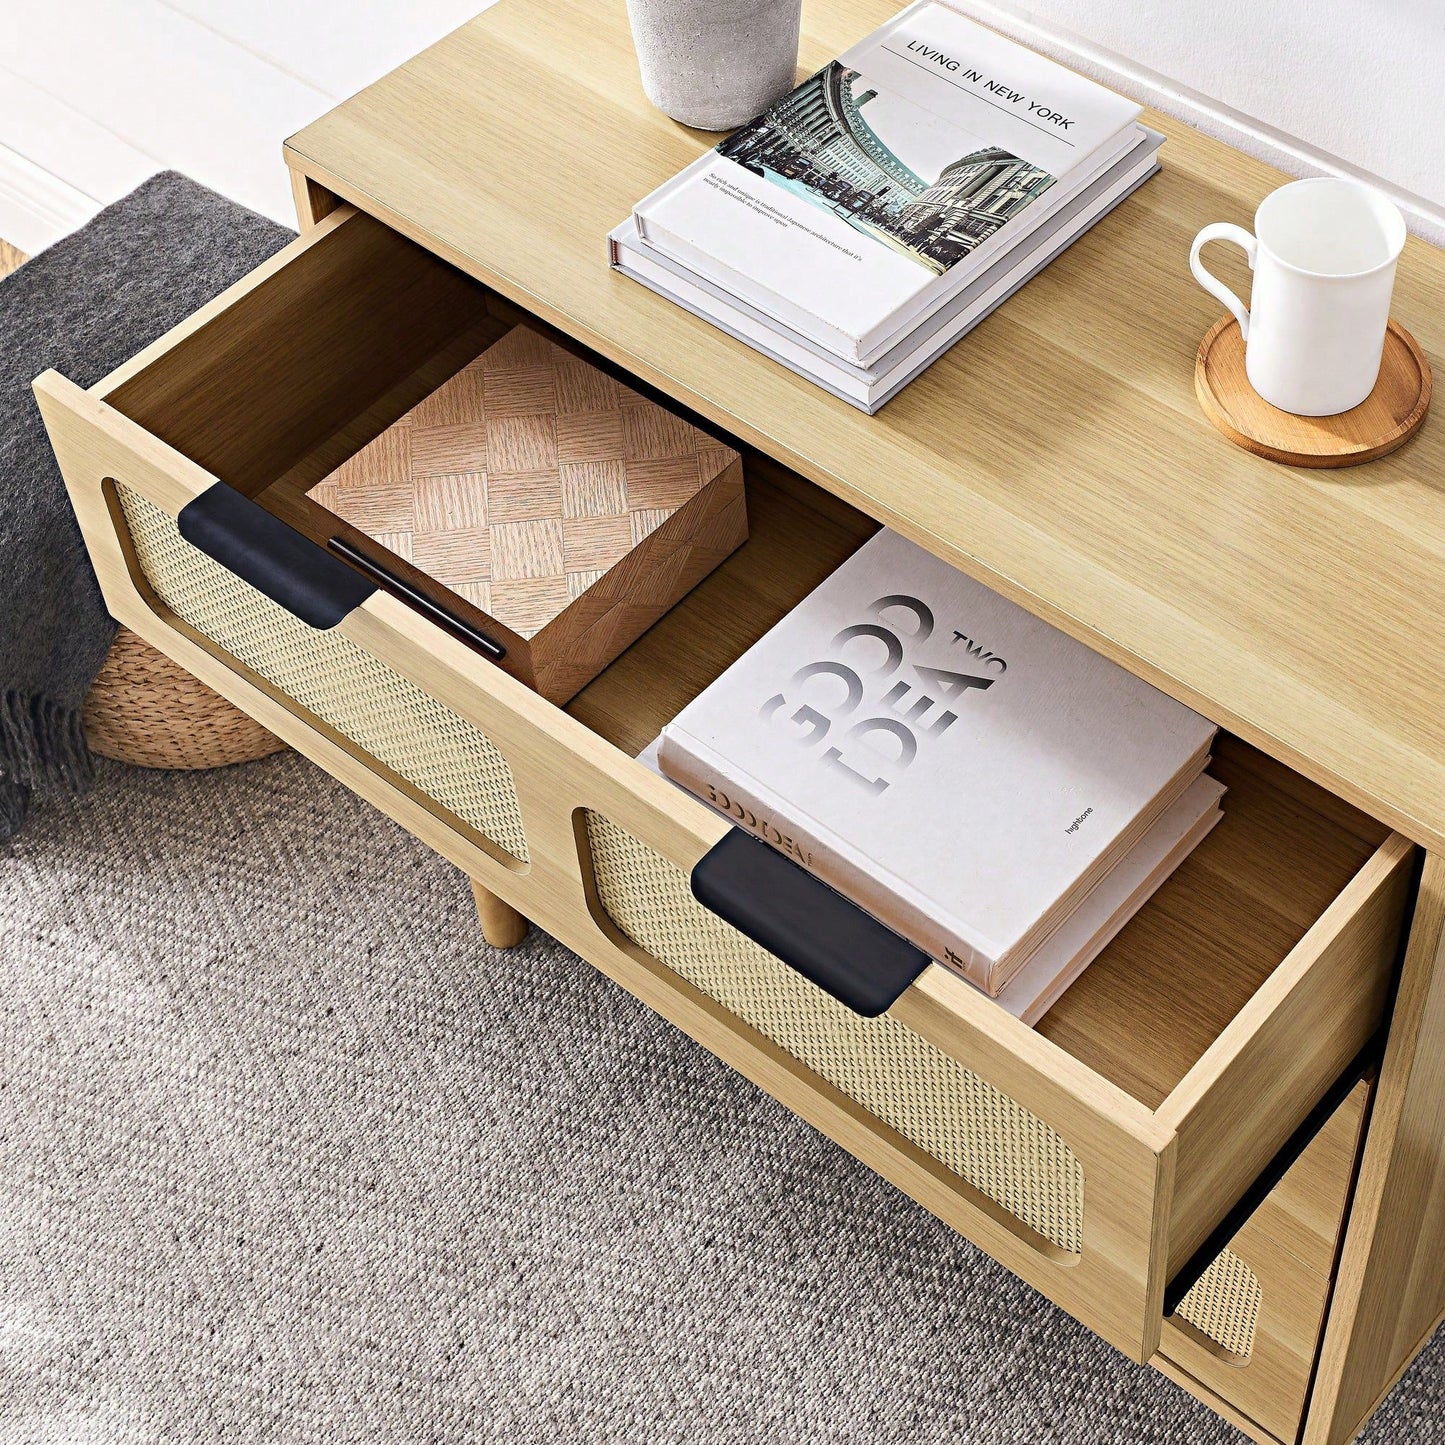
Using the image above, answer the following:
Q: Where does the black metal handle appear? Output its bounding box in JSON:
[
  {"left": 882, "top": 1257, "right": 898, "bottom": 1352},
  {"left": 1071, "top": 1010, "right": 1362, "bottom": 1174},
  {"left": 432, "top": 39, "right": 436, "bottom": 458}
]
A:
[
  {"left": 175, "top": 483, "right": 508, "bottom": 666},
  {"left": 690, "top": 829, "right": 930, "bottom": 1017},
  {"left": 1163, "top": 1030, "right": 1383, "bottom": 1318},
  {"left": 325, "top": 536, "right": 506, "bottom": 662},
  {"left": 178, "top": 482, "right": 375, "bottom": 629}
]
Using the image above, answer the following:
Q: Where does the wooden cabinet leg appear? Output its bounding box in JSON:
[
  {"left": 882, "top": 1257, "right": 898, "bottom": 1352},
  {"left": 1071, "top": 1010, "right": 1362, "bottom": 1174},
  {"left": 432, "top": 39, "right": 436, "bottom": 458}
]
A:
[{"left": 470, "top": 878, "right": 530, "bottom": 949}]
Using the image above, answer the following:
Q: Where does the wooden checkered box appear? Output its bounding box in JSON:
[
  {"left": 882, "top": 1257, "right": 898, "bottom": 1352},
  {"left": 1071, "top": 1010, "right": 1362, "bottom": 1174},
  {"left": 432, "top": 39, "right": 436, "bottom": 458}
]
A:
[{"left": 305, "top": 324, "right": 748, "bottom": 703}]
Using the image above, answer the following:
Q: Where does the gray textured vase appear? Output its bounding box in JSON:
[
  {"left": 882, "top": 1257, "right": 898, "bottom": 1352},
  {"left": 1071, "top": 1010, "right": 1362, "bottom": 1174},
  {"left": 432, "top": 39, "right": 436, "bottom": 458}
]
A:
[{"left": 626, "top": 0, "right": 803, "bottom": 131}]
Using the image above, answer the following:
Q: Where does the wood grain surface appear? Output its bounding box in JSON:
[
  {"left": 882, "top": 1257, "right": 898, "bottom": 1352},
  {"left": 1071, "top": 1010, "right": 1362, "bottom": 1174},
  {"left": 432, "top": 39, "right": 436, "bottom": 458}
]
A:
[
  {"left": 1305, "top": 853, "right": 1445, "bottom": 1445},
  {"left": 1196, "top": 317, "right": 1431, "bottom": 466},
  {"left": 39, "top": 344, "right": 1415, "bottom": 1366},
  {"left": 307, "top": 322, "right": 740, "bottom": 639},
  {"left": 1158, "top": 1082, "right": 1369, "bottom": 1445},
  {"left": 285, "top": 0, "right": 1445, "bottom": 852},
  {"left": 30, "top": 6, "right": 1445, "bottom": 1425},
  {"left": 30, "top": 86, "right": 1424, "bottom": 1377}
]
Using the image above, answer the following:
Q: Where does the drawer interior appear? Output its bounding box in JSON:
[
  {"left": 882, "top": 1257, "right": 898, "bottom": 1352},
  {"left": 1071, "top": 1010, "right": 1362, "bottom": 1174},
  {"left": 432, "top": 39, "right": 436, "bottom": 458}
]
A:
[
  {"left": 97, "top": 205, "right": 1393, "bottom": 1118},
  {"left": 576, "top": 482, "right": 1388, "bottom": 1112}
]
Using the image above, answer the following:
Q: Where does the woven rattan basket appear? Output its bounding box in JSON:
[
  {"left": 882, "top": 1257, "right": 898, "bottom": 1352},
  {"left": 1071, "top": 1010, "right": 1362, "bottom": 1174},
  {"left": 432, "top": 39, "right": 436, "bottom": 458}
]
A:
[{"left": 83, "top": 625, "right": 285, "bottom": 771}]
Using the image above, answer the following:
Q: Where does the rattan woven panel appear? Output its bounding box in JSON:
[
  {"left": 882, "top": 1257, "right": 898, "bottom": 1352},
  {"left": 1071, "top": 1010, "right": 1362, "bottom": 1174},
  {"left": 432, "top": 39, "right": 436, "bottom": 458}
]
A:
[
  {"left": 583, "top": 810, "right": 1085, "bottom": 1255},
  {"left": 117, "top": 486, "right": 529, "bottom": 862},
  {"left": 1175, "top": 1248, "right": 1262, "bottom": 1361}
]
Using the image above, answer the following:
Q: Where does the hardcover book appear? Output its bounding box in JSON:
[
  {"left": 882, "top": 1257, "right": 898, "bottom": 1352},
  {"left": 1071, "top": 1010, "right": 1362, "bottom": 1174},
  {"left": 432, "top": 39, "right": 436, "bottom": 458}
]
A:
[
  {"left": 993, "top": 774, "right": 1223, "bottom": 1022},
  {"left": 637, "top": 737, "right": 1223, "bottom": 1022},
  {"left": 610, "top": 128, "right": 1162, "bottom": 412},
  {"left": 632, "top": 1, "right": 1142, "bottom": 362},
  {"left": 657, "top": 530, "right": 1217, "bottom": 995}
]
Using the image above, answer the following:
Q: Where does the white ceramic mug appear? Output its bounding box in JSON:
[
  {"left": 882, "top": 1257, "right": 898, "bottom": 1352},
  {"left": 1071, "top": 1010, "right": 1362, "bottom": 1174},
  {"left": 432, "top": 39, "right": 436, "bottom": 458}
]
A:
[{"left": 1189, "top": 178, "right": 1406, "bottom": 416}]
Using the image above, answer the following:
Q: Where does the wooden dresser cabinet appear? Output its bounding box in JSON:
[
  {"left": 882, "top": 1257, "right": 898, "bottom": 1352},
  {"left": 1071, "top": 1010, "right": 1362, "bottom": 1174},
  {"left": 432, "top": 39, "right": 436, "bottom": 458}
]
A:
[{"left": 33, "top": 3, "right": 1445, "bottom": 1441}]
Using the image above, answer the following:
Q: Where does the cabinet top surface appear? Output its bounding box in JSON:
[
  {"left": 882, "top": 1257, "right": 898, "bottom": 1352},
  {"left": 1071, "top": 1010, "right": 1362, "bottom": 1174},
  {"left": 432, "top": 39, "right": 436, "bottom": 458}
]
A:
[{"left": 287, "top": 0, "right": 1445, "bottom": 849}]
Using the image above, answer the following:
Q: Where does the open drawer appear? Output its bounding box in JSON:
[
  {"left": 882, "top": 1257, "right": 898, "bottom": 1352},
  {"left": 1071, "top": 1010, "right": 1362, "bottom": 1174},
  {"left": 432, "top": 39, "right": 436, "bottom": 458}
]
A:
[{"left": 34, "top": 204, "right": 1415, "bottom": 1365}]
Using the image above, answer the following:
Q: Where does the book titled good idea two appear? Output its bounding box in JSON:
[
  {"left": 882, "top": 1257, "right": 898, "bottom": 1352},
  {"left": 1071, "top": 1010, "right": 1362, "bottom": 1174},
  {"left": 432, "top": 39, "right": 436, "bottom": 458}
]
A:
[{"left": 658, "top": 531, "right": 1216, "bottom": 995}]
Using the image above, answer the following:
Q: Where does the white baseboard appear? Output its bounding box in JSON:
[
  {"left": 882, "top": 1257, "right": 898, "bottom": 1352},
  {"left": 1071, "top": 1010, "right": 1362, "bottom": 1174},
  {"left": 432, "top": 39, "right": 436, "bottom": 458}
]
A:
[
  {"left": 0, "top": 142, "right": 102, "bottom": 256},
  {"left": 953, "top": 0, "right": 1445, "bottom": 249}
]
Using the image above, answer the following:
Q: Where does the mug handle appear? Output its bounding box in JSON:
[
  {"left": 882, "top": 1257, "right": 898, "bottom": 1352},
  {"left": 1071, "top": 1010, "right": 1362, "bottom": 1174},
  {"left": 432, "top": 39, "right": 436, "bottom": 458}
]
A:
[{"left": 1190, "top": 223, "right": 1257, "bottom": 340}]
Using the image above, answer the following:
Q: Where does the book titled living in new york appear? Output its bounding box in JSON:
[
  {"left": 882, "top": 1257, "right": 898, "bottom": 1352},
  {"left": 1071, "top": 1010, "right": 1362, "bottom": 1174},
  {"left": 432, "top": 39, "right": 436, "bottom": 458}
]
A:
[
  {"left": 633, "top": 1, "right": 1143, "bottom": 362},
  {"left": 657, "top": 531, "right": 1216, "bottom": 996}
]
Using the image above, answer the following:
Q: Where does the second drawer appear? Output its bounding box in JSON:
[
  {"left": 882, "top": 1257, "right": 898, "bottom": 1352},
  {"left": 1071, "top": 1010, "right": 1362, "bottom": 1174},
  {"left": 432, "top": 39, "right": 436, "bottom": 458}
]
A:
[{"left": 1158, "top": 1082, "right": 1370, "bottom": 1444}]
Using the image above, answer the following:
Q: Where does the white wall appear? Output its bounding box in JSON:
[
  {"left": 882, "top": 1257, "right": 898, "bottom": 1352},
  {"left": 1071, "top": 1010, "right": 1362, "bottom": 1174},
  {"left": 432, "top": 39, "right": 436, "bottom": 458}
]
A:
[
  {"left": 956, "top": 0, "right": 1445, "bottom": 244},
  {"left": 1, "top": 0, "right": 1443, "bottom": 253}
]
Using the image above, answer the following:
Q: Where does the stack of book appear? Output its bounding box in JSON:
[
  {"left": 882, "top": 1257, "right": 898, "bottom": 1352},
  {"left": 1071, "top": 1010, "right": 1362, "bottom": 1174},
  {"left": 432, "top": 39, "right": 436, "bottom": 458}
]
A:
[
  {"left": 610, "top": 2, "right": 1162, "bottom": 412},
  {"left": 646, "top": 530, "right": 1222, "bottom": 1024}
]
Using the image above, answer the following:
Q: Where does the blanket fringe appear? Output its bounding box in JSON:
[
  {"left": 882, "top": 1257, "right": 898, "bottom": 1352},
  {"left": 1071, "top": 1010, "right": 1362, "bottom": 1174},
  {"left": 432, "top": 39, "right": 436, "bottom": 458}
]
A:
[{"left": 1, "top": 690, "right": 95, "bottom": 840}]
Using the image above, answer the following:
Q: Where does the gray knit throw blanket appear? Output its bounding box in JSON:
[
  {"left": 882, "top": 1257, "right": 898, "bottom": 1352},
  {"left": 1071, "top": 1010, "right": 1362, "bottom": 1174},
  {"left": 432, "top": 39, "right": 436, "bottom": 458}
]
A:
[{"left": 0, "top": 173, "right": 292, "bottom": 839}]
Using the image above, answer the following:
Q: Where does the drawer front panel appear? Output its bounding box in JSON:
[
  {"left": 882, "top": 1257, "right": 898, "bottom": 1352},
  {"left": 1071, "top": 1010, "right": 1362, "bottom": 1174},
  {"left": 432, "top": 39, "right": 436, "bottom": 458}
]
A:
[
  {"left": 1175, "top": 1247, "right": 1262, "bottom": 1360},
  {"left": 585, "top": 808, "right": 1309, "bottom": 1388},
  {"left": 585, "top": 810, "right": 1086, "bottom": 1253},
  {"left": 1158, "top": 1082, "right": 1370, "bottom": 1443},
  {"left": 116, "top": 483, "right": 529, "bottom": 864}
]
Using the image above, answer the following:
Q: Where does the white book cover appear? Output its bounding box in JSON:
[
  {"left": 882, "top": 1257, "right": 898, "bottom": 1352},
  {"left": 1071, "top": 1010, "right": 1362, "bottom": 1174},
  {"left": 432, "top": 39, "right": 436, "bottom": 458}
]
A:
[
  {"left": 633, "top": 0, "right": 1141, "bottom": 361},
  {"left": 657, "top": 530, "right": 1216, "bottom": 994},
  {"left": 995, "top": 774, "right": 1223, "bottom": 1023},
  {"left": 611, "top": 137, "right": 1160, "bottom": 409}
]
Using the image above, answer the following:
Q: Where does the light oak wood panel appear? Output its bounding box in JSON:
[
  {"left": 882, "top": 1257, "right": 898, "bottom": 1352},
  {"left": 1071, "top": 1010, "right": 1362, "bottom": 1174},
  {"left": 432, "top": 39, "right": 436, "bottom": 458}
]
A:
[
  {"left": 1039, "top": 743, "right": 1386, "bottom": 1106},
  {"left": 1149, "top": 1361, "right": 1283, "bottom": 1445},
  {"left": 0, "top": 238, "right": 26, "bottom": 276},
  {"left": 1257, "top": 1079, "right": 1367, "bottom": 1273},
  {"left": 291, "top": 168, "right": 340, "bottom": 231},
  {"left": 1305, "top": 853, "right": 1445, "bottom": 1445},
  {"left": 285, "top": 0, "right": 1445, "bottom": 855},
  {"left": 1158, "top": 836, "right": 1410, "bottom": 1272},
  {"left": 1159, "top": 1083, "right": 1369, "bottom": 1444},
  {"left": 891, "top": 820, "right": 1400, "bottom": 1338},
  {"left": 102, "top": 205, "right": 492, "bottom": 497}
]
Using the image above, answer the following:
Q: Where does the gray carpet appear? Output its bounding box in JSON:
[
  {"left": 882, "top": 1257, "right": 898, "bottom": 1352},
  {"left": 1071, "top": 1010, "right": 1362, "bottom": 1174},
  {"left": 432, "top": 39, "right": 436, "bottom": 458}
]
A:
[{"left": 1, "top": 754, "right": 1439, "bottom": 1443}]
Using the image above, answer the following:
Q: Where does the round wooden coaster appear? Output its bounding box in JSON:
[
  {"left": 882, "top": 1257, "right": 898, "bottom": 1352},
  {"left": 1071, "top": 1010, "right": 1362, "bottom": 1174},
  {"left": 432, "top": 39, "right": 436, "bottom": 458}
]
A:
[{"left": 1194, "top": 316, "right": 1431, "bottom": 467}]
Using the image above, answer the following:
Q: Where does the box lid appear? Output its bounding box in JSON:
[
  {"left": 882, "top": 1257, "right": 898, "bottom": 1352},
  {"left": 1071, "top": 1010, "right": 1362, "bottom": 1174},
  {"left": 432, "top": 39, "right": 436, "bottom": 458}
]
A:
[{"left": 307, "top": 323, "right": 739, "bottom": 639}]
